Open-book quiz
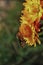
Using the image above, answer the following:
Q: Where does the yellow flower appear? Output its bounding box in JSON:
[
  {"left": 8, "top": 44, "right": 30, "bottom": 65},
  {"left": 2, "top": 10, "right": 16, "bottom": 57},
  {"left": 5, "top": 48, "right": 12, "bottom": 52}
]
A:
[{"left": 18, "top": 0, "right": 43, "bottom": 47}]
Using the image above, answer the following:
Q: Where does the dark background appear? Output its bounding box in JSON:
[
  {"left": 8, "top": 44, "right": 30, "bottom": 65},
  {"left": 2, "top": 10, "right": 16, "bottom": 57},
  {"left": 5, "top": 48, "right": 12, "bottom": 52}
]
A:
[{"left": 0, "top": 0, "right": 43, "bottom": 65}]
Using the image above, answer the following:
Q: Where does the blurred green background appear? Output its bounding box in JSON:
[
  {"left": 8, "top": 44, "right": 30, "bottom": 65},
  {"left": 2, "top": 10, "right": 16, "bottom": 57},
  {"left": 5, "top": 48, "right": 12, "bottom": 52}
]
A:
[{"left": 0, "top": 0, "right": 43, "bottom": 65}]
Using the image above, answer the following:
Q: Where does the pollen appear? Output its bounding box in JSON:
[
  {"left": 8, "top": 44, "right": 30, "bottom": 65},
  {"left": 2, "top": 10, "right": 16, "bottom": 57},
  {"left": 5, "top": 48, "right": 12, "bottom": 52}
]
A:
[{"left": 18, "top": 0, "right": 43, "bottom": 47}]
